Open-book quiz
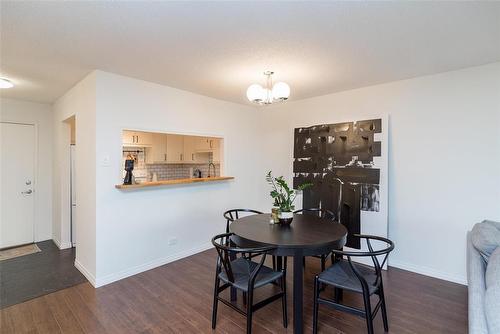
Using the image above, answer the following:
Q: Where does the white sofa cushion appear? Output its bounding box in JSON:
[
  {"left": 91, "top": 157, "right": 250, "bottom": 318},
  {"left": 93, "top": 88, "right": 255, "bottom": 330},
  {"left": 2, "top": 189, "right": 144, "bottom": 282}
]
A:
[
  {"left": 471, "top": 221, "right": 500, "bottom": 262},
  {"left": 485, "top": 284, "right": 500, "bottom": 334},
  {"left": 486, "top": 247, "right": 500, "bottom": 289}
]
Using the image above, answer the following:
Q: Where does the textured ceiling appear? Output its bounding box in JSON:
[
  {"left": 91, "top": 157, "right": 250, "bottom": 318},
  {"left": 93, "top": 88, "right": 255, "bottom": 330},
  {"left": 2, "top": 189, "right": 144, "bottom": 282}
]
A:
[{"left": 1, "top": 1, "right": 499, "bottom": 104}]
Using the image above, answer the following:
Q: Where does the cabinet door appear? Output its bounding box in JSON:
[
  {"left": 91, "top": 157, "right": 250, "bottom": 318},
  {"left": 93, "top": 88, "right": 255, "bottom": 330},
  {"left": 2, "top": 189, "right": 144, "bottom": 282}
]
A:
[
  {"left": 166, "top": 134, "right": 184, "bottom": 163},
  {"left": 135, "top": 131, "right": 153, "bottom": 146},
  {"left": 147, "top": 133, "right": 167, "bottom": 163},
  {"left": 123, "top": 131, "right": 153, "bottom": 147},
  {"left": 195, "top": 137, "right": 211, "bottom": 151},
  {"left": 183, "top": 136, "right": 198, "bottom": 163},
  {"left": 122, "top": 131, "right": 135, "bottom": 146},
  {"left": 211, "top": 138, "right": 221, "bottom": 163}
]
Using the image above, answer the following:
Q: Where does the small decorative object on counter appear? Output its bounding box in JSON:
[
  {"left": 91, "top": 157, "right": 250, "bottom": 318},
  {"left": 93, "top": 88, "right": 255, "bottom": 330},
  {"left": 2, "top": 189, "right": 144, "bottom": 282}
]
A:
[
  {"left": 270, "top": 206, "right": 280, "bottom": 224},
  {"left": 193, "top": 168, "right": 202, "bottom": 178},
  {"left": 266, "top": 171, "right": 312, "bottom": 225},
  {"left": 123, "top": 158, "right": 135, "bottom": 185}
]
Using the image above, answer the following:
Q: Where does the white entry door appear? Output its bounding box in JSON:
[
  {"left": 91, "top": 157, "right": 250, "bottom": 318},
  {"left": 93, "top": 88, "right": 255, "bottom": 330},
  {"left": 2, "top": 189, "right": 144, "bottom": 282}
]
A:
[{"left": 0, "top": 122, "right": 35, "bottom": 249}]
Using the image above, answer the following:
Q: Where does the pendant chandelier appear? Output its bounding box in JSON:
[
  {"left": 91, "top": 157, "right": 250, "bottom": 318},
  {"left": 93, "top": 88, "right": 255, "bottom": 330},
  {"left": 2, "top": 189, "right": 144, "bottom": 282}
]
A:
[{"left": 246, "top": 71, "right": 290, "bottom": 105}]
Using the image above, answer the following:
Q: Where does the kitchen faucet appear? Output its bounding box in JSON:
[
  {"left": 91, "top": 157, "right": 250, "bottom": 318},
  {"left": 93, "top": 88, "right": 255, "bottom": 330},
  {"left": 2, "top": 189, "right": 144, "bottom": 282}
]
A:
[{"left": 208, "top": 162, "right": 216, "bottom": 178}]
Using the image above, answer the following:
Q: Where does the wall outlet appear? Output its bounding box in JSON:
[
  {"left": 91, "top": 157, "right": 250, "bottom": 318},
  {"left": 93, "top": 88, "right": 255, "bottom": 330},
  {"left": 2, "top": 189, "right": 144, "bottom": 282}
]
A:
[{"left": 168, "top": 237, "right": 178, "bottom": 246}]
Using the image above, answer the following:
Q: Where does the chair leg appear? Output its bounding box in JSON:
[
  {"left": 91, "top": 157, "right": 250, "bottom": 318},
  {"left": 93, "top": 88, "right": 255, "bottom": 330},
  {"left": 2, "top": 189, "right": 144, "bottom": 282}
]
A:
[
  {"left": 378, "top": 283, "right": 389, "bottom": 332},
  {"left": 333, "top": 287, "right": 344, "bottom": 302},
  {"left": 246, "top": 287, "right": 254, "bottom": 334},
  {"left": 211, "top": 277, "right": 220, "bottom": 329},
  {"left": 318, "top": 255, "right": 327, "bottom": 292},
  {"left": 313, "top": 276, "right": 320, "bottom": 334},
  {"left": 243, "top": 291, "right": 247, "bottom": 305},
  {"left": 272, "top": 256, "right": 276, "bottom": 270},
  {"left": 362, "top": 290, "right": 374, "bottom": 334},
  {"left": 281, "top": 272, "right": 288, "bottom": 328}
]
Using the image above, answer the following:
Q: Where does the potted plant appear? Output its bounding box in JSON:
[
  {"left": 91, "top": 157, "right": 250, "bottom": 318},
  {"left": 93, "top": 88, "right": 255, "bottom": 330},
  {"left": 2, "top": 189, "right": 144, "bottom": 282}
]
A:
[{"left": 266, "top": 171, "right": 312, "bottom": 225}]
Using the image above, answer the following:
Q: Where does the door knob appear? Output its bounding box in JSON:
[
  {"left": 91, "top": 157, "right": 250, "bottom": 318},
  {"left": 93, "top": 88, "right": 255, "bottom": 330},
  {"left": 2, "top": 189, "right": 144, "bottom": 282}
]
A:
[{"left": 22, "top": 189, "right": 33, "bottom": 195}]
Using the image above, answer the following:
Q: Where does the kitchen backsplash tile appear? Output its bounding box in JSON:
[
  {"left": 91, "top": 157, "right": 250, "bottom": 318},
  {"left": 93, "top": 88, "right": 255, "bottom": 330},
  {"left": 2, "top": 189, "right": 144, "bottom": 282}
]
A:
[{"left": 122, "top": 148, "right": 220, "bottom": 183}]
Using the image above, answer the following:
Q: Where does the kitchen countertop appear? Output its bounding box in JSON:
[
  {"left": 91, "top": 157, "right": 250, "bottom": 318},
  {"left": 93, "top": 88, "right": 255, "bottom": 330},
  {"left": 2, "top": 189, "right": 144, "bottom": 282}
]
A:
[{"left": 115, "top": 176, "right": 234, "bottom": 190}]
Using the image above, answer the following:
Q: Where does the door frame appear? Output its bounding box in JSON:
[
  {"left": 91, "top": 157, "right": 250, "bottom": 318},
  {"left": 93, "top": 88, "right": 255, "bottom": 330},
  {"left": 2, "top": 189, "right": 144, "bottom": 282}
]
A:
[{"left": 0, "top": 120, "right": 38, "bottom": 244}]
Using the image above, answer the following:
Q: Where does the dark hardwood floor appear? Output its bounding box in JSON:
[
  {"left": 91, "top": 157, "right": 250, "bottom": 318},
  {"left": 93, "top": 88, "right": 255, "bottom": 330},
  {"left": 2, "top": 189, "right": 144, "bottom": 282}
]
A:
[
  {"left": 0, "top": 249, "right": 467, "bottom": 333},
  {"left": 0, "top": 240, "right": 87, "bottom": 309}
]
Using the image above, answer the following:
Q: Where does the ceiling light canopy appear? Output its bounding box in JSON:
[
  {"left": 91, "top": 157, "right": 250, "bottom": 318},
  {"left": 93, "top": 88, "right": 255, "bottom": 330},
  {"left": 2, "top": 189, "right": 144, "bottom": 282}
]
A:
[
  {"left": 0, "top": 78, "right": 14, "bottom": 89},
  {"left": 247, "top": 71, "right": 290, "bottom": 105}
]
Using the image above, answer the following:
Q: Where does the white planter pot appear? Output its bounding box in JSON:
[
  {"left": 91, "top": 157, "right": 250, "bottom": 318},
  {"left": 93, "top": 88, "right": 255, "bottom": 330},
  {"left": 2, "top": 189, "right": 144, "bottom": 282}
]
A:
[
  {"left": 278, "top": 211, "right": 293, "bottom": 219},
  {"left": 278, "top": 211, "right": 293, "bottom": 225}
]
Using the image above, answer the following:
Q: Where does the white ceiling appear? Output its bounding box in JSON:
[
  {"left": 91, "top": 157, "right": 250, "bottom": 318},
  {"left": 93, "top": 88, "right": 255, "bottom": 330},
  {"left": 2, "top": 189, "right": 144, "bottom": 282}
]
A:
[{"left": 1, "top": 1, "right": 499, "bottom": 105}]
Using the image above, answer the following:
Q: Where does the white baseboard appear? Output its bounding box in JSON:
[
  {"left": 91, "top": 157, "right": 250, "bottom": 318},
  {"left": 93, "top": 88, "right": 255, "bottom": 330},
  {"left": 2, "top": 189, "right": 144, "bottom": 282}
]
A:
[
  {"left": 93, "top": 242, "right": 213, "bottom": 288},
  {"left": 74, "top": 259, "right": 97, "bottom": 287},
  {"left": 390, "top": 259, "right": 467, "bottom": 286},
  {"left": 52, "top": 238, "right": 73, "bottom": 250}
]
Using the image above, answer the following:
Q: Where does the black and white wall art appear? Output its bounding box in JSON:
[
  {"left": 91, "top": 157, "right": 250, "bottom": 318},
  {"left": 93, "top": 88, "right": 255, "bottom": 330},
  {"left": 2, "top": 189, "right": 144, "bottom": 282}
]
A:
[{"left": 293, "top": 117, "right": 388, "bottom": 251}]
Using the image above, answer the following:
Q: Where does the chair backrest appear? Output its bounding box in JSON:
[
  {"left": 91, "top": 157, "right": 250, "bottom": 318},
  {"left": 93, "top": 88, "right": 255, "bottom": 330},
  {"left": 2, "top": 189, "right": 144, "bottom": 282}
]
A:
[
  {"left": 211, "top": 233, "right": 276, "bottom": 285},
  {"left": 331, "top": 234, "right": 395, "bottom": 289},
  {"left": 223, "top": 209, "right": 263, "bottom": 232},
  {"left": 294, "top": 208, "right": 336, "bottom": 221}
]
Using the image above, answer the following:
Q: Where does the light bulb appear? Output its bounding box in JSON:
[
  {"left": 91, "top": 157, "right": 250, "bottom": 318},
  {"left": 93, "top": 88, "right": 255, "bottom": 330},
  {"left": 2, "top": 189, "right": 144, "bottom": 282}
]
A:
[
  {"left": 246, "top": 84, "right": 264, "bottom": 102},
  {"left": 272, "top": 81, "right": 290, "bottom": 101},
  {"left": 0, "top": 78, "right": 14, "bottom": 89}
]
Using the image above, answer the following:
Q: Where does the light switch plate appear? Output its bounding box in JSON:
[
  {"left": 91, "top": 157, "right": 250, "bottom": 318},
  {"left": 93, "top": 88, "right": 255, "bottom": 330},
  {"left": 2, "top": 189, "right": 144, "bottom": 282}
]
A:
[{"left": 101, "top": 155, "right": 111, "bottom": 167}]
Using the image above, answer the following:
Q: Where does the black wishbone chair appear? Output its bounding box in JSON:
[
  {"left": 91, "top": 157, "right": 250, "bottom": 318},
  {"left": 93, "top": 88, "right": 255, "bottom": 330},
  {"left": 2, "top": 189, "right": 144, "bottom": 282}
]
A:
[
  {"left": 223, "top": 209, "right": 264, "bottom": 260},
  {"left": 294, "top": 208, "right": 336, "bottom": 271},
  {"left": 223, "top": 209, "right": 263, "bottom": 233},
  {"left": 224, "top": 209, "right": 284, "bottom": 272},
  {"left": 211, "top": 233, "right": 287, "bottom": 334},
  {"left": 312, "top": 234, "right": 395, "bottom": 334}
]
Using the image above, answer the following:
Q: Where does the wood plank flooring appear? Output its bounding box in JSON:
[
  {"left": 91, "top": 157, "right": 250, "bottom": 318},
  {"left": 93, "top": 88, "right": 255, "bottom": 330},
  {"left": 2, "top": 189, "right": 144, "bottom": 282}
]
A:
[{"left": 0, "top": 249, "right": 467, "bottom": 333}]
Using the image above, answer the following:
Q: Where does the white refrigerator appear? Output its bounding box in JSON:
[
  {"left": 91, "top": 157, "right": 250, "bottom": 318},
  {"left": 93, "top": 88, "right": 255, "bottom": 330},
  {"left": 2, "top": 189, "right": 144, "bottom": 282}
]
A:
[{"left": 70, "top": 145, "right": 76, "bottom": 247}]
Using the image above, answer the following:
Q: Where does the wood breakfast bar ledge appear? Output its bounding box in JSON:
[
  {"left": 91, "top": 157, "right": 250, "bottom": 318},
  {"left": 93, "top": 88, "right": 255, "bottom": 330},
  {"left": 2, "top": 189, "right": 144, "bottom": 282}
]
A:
[{"left": 115, "top": 176, "right": 234, "bottom": 189}]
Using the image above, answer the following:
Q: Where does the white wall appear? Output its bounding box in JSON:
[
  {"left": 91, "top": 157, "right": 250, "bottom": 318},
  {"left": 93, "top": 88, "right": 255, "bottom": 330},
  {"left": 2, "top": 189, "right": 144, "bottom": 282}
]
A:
[
  {"left": 92, "top": 71, "right": 267, "bottom": 286},
  {"left": 263, "top": 62, "right": 500, "bottom": 284},
  {"left": 53, "top": 72, "right": 97, "bottom": 281},
  {"left": 0, "top": 98, "right": 53, "bottom": 242}
]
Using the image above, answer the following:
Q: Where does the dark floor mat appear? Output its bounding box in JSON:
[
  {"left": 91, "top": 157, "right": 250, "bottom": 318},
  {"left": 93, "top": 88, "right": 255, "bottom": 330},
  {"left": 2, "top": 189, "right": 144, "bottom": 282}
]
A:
[{"left": 0, "top": 240, "right": 87, "bottom": 309}]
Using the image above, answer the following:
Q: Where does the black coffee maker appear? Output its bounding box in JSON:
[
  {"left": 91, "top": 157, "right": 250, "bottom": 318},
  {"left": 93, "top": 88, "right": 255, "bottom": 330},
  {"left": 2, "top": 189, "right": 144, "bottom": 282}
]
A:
[{"left": 123, "top": 158, "right": 134, "bottom": 185}]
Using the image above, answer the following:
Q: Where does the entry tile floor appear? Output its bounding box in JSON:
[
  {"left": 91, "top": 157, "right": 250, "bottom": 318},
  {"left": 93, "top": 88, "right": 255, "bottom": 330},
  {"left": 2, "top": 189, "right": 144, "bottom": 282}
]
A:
[{"left": 0, "top": 240, "right": 87, "bottom": 309}]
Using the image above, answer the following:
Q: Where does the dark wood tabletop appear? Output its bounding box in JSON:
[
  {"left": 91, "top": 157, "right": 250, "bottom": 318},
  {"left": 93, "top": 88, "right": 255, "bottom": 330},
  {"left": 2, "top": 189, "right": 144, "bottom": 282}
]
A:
[{"left": 230, "top": 213, "right": 347, "bottom": 256}]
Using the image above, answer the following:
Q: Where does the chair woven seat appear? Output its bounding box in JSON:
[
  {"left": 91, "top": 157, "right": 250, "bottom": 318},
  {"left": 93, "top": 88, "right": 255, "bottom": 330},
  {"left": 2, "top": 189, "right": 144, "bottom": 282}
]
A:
[
  {"left": 318, "top": 259, "right": 378, "bottom": 295},
  {"left": 219, "top": 257, "right": 283, "bottom": 291}
]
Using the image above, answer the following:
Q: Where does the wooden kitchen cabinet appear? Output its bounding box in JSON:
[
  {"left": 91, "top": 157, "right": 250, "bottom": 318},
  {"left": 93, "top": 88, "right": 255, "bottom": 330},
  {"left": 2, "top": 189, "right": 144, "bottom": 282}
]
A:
[
  {"left": 183, "top": 136, "right": 199, "bottom": 163},
  {"left": 195, "top": 137, "right": 219, "bottom": 152},
  {"left": 124, "top": 130, "right": 223, "bottom": 165},
  {"left": 211, "top": 139, "right": 221, "bottom": 163},
  {"left": 123, "top": 131, "right": 135, "bottom": 145},
  {"left": 195, "top": 137, "right": 211, "bottom": 151},
  {"left": 166, "top": 134, "right": 184, "bottom": 163},
  {"left": 123, "top": 130, "right": 153, "bottom": 147},
  {"left": 146, "top": 133, "right": 168, "bottom": 163}
]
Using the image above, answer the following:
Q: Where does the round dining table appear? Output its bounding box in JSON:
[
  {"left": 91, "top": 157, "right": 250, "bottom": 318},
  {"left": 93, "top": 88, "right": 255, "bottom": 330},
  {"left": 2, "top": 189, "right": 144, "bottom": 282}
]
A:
[{"left": 230, "top": 213, "right": 347, "bottom": 334}]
